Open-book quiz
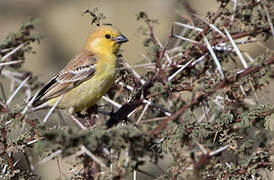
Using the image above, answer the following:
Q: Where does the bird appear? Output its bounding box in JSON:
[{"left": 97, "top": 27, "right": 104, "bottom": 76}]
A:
[{"left": 31, "top": 25, "right": 128, "bottom": 115}]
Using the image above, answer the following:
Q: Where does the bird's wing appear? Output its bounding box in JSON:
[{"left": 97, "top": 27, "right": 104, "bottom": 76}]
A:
[{"left": 32, "top": 52, "right": 97, "bottom": 107}]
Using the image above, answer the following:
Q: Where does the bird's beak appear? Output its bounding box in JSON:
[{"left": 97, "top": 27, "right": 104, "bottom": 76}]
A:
[{"left": 115, "top": 34, "right": 128, "bottom": 44}]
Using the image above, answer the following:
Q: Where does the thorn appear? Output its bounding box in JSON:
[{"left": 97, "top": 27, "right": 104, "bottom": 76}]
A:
[
  {"left": 170, "top": 25, "right": 174, "bottom": 38},
  {"left": 6, "top": 76, "right": 31, "bottom": 105},
  {"left": 81, "top": 145, "right": 107, "bottom": 168},
  {"left": 42, "top": 95, "right": 63, "bottom": 124},
  {"left": 39, "top": 149, "right": 63, "bottom": 164},
  {"left": 203, "top": 36, "right": 225, "bottom": 79}
]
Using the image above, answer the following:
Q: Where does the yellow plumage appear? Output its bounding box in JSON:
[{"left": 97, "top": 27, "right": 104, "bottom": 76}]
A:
[{"left": 32, "top": 25, "right": 128, "bottom": 114}]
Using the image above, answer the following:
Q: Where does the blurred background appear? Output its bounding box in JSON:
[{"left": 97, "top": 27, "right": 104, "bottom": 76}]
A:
[
  {"left": 0, "top": 0, "right": 273, "bottom": 179},
  {"left": 0, "top": 0, "right": 222, "bottom": 82}
]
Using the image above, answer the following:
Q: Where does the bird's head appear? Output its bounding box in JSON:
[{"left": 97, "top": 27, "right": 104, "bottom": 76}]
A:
[{"left": 85, "top": 25, "right": 128, "bottom": 55}]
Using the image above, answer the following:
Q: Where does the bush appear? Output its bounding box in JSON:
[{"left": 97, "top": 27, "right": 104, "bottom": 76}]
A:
[{"left": 0, "top": 0, "right": 274, "bottom": 179}]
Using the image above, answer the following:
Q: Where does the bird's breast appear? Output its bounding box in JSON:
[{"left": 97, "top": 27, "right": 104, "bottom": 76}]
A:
[{"left": 55, "top": 56, "right": 117, "bottom": 113}]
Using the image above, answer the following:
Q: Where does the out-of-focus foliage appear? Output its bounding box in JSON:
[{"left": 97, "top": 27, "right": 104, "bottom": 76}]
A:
[{"left": 0, "top": 0, "right": 274, "bottom": 179}]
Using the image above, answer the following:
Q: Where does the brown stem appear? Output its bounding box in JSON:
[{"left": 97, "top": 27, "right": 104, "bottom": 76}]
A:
[{"left": 152, "top": 56, "right": 274, "bottom": 135}]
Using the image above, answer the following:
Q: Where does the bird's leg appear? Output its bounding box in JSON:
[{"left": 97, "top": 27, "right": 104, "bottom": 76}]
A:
[
  {"left": 84, "top": 104, "right": 98, "bottom": 128},
  {"left": 75, "top": 111, "right": 86, "bottom": 118},
  {"left": 74, "top": 105, "right": 98, "bottom": 128},
  {"left": 86, "top": 104, "right": 98, "bottom": 115}
]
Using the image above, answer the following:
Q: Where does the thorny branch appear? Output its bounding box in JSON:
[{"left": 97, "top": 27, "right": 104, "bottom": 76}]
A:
[
  {"left": 106, "top": 24, "right": 272, "bottom": 130},
  {"left": 1, "top": 0, "right": 274, "bottom": 179},
  {"left": 1, "top": 128, "right": 14, "bottom": 172},
  {"left": 153, "top": 55, "right": 274, "bottom": 135}
]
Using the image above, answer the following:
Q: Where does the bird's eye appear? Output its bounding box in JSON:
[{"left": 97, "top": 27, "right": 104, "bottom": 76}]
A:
[{"left": 105, "top": 34, "right": 111, "bottom": 39}]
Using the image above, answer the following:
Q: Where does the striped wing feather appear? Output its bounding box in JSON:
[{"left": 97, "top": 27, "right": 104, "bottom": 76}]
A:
[{"left": 32, "top": 52, "right": 97, "bottom": 106}]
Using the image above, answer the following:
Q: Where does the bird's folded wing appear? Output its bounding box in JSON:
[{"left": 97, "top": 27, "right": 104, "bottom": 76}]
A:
[{"left": 32, "top": 53, "right": 97, "bottom": 106}]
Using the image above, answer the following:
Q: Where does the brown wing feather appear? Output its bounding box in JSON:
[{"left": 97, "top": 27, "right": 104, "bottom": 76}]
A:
[{"left": 32, "top": 51, "right": 97, "bottom": 107}]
